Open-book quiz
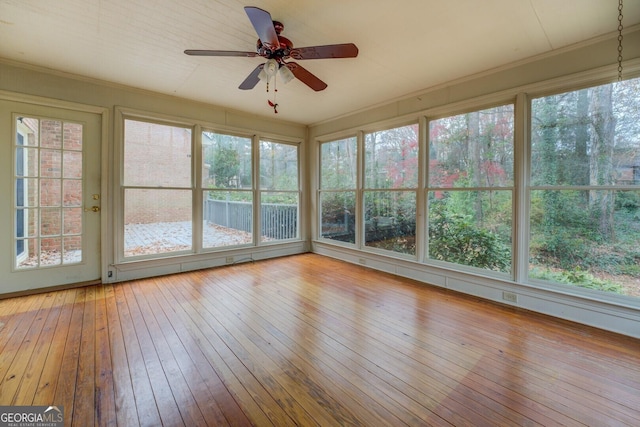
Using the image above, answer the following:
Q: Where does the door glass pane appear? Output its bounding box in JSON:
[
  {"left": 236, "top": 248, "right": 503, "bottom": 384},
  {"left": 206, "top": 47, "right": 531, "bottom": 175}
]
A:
[
  {"left": 63, "top": 151, "right": 82, "bottom": 178},
  {"left": 15, "top": 116, "right": 84, "bottom": 269}
]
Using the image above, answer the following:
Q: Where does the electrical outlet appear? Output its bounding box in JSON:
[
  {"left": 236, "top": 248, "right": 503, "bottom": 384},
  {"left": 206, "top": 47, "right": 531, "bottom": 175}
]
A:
[
  {"left": 502, "top": 291, "right": 518, "bottom": 303},
  {"left": 107, "top": 270, "right": 113, "bottom": 278},
  {"left": 358, "top": 258, "right": 366, "bottom": 265},
  {"left": 225, "top": 256, "right": 234, "bottom": 264}
]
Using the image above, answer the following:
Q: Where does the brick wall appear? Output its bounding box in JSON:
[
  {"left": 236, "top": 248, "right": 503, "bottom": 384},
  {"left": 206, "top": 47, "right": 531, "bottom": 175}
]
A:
[
  {"left": 20, "top": 118, "right": 84, "bottom": 254},
  {"left": 124, "top": 120, "right": 193, "bottom": 224}
]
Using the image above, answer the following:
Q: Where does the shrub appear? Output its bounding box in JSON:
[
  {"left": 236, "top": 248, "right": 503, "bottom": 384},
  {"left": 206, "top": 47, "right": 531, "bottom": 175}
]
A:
[
  {"left": 530, "top": 267, "right": 624, "bottom": 294},
  {"left": 429, "top": 204, "right": 510, "bottom": 272}
]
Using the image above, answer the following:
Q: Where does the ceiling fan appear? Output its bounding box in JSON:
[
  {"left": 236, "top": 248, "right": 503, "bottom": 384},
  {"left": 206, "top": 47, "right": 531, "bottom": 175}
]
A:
[{"left": 184, "top": 6, "right": 358, "bottom": 92}]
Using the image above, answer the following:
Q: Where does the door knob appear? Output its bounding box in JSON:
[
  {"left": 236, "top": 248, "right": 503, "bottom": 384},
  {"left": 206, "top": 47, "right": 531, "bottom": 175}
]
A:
[{"left": 84, "top": 206, "right": 100, "bottom": 212}]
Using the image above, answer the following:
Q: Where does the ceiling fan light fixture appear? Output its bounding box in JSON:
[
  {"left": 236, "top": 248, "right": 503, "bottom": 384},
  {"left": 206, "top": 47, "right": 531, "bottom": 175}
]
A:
[
  {"left": 278, "top": 64, "right": 295, "bottom": 84},
  {"left": 258, "top": 58, "right": 279, "bottom": 81}
]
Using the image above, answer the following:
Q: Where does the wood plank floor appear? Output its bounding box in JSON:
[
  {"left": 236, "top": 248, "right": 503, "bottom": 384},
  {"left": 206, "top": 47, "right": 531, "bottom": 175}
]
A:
[{"left": 1, "top": 253, "right": 639, "bottom": 426}]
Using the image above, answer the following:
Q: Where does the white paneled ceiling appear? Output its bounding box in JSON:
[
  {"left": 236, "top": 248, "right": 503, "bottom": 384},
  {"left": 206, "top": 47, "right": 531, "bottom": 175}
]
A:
[{"left": 1, "top": 0, "right": 639, "bottom": 124}]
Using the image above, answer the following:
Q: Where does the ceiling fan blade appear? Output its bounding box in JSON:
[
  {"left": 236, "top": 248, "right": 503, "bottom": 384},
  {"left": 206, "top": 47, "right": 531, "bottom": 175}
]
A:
[
  {"left": 244, "top": 6, "right": 280, "bottom": 50},
  {"left": 289, "top": 43, "right": 358, "bottom": 60},
  {"left": 285, "top": 62, "right": 327, "bottom": 91},
  {"left": 239, "top": 63, "right": 265, "bottom": 90},
  {"left": 184, "top": 49, "right": 258, "bottom": 57}
]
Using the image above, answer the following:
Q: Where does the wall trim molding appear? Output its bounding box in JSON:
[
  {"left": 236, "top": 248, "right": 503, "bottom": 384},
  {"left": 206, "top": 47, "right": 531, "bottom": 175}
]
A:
[{"left": 312, "top": 242, "right": 640, "bottom": 339}]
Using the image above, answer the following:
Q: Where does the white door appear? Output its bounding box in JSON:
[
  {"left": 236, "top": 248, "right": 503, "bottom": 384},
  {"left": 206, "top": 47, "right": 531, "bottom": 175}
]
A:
[{"left": 0, "top": 100, "right": 102, "bottom": 294}]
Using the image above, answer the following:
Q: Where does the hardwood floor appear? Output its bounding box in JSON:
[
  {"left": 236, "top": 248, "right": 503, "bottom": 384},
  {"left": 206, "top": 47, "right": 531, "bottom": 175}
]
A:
[{"left": 1, "top": 253, "right": 639, "bottom": 426}]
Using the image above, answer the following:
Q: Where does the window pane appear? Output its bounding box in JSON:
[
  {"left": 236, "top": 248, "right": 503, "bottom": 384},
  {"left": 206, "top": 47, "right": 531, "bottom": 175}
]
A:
[
  {"left": 531, "top": 79, "right": 640, "bottom": 187},
  {"left": 320, "top": 191, "right": 355, "bottom": 243},
  {"left": 260, "top": 141, "right": 298, "bottom": 191},
  {"left": 261, "top": 192, "right": 298, "bottom": 242},
  {"left": 429, "top": 105, "right": 514, "bottom": 188},
  {"left": 203, "top": 190, "right": 253, "bottom": 248},
  {"left": 124, "top": 119, "right": 192, "bottom": 187},
  {"left": 364, "top": 191, "right": 416, "bottom": 255},
  {"left": 321, "top": 137, "right": 357, "bottom": 189},
  {"left": 202, "top": 132, "right": 252, "bottom": 189},
  {"left": 124, "top": 188, "right": 192, "bottom": 257},
  {"left": 365, "top": 125, "right": 418, "bottom": 189},
  {"left": 428, "top": 190, "right": 512, "bottom": 273},
  {"left": 530, "top": 190, "right": 640, "bottom": 297}
]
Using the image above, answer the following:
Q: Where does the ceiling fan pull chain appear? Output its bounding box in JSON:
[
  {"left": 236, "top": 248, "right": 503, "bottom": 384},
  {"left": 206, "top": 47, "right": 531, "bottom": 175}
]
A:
[
  {"left": 617, "top": 0, "right": 624, "bottom": 82},
  {"left": 271, "top": 75, "right": 279, "bottom": 113}
]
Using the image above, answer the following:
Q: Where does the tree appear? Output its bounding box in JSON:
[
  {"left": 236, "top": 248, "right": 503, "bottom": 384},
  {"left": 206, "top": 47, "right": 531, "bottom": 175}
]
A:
[
  {"left": 588, "top": 84, "right": 616, "bottom": 240},
  {"left": 211, "top": 146, "right": 240, "bottom": 188}
]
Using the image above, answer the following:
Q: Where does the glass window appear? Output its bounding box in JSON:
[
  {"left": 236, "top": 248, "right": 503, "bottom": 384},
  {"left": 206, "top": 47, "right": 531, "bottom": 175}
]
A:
[
  {"left": 428, "top": 105, "right": 514, "bottom": 273},
  {"left": 364, "top": 124, "right": 418, "bottom": 255},
  {"left": 123, "top": 120, "right": 191, "bottom": 187},
  {"left": 530, "top": 78, "right": 640, "bottom": 297},
  {"left": 428, "top": 190, "right": 512, "bottom": 272},
  {"left": 202, "top": 132, "right": 253, "bottom": 248},
  {"left": 122, "top": 119, "right": 192, "bottom": 258},
  {"left": 364, "top": 190, "right": 416, "bottom": 255},
  {"left": 319, "top": 137, "right": 357, "bottom": 244},
  {"left": 365, "top": 126, "right": 418, "bottom": 189},
  {"left": 321, "top": 137, "right": 357, "bottom": 189},
  {"left": 259, "top": 140, "right": 299, "bottom": 242}
]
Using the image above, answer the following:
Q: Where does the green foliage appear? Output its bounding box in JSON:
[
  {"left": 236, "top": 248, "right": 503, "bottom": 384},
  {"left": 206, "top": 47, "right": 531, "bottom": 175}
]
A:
[
  {"left": 211, "top": 147, "right": 240, "bottom": 187},
  {"left": 262, "top": 192, "right": 298, "bottom": 205},
  {"left": 530, "top": 267, "right": 624, "bottom": 294},
  {"left": 208, "top": 190, "right": 251, "bottom": 203},
  {"left": 429, "top": 201, "right": 510, "bottom": 272},
  {"left": 616, "top": 191, "right": 640, "bottom": 212}
]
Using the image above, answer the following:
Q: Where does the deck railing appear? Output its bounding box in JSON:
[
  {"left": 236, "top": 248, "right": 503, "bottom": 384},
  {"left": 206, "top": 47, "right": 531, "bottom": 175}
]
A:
[{"left": 204, "top": 197, "right": 298, "bottom": 240}]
